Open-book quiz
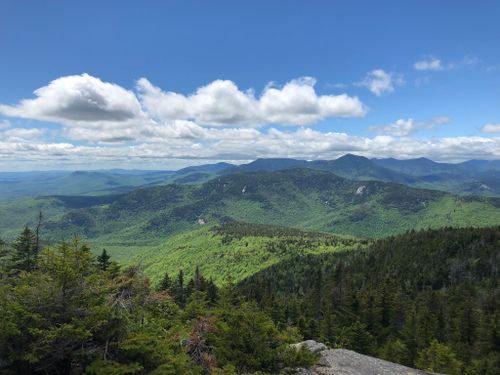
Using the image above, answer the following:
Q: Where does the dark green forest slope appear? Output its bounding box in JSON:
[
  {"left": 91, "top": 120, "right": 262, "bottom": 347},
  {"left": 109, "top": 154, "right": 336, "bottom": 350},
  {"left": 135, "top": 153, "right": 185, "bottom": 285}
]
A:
[{"left": 238, "top": 226, "right": 500, "bottom": 374}]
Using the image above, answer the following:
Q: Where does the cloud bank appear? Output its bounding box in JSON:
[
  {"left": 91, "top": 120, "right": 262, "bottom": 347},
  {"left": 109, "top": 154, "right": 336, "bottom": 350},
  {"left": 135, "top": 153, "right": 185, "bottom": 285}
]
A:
[{"left": 0, "top": 73, "right": 498, "bottom": 169}]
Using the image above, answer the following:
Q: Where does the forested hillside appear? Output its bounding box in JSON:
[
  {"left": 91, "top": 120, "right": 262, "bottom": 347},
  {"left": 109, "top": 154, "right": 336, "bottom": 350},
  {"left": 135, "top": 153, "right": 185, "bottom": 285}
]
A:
[
  {"left": 35, "top": 169, "right": 500, "bottom": 249},
  {"left": 238, "top": 226, "right": 500, "bottom": 374},
  {"left": 1, "top": 222, "right": 498, "bottom": 373},
  {"left": 127, "top": 222, "right": 365, "bottom": 285}
]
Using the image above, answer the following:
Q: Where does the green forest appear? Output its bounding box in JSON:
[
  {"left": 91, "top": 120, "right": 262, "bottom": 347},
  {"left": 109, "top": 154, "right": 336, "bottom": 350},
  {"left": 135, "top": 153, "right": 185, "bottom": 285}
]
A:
[
  {"left": 1, "top": 224, "right": 498, "bottom": 374},
  {"left": 0, "top": 228, "right": 317, "bottom": 374}
]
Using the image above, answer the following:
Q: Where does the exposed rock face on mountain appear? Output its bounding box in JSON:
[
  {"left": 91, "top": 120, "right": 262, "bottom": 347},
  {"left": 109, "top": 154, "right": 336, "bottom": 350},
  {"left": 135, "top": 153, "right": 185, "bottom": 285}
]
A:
[{"left": 293, "top": 341, "right": 433, "bottom": 375}]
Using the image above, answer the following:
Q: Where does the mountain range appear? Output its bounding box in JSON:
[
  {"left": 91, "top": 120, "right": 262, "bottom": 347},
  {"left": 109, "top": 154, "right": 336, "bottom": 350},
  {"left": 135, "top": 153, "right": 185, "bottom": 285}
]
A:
[{"left": 1, "top": 154, "right": 499, "bottom": 202}]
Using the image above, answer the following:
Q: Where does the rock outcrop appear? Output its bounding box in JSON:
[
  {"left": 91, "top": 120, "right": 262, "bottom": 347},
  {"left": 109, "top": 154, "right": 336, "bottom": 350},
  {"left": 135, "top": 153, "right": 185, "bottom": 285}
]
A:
[{"left": 293, "top": 341, "right": 433, "bottom": 375}]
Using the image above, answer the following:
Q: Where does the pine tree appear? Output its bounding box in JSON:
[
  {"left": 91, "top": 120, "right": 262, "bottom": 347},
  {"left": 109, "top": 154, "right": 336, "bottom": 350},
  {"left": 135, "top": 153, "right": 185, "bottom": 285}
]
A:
[
  {"left": 97, "top": 249, "right": 111, "bottom": 271},
  {"left": 158, "top": 271, "right": 171, "bottom": 291},
  {"left": 194, "top": 265, "right": 202, "bottom": 291},
  {"left": 12, "top": 226, "right": 36, "bottom": 271},
  {"left": 207, "top": 277, "right": 218, "bottom": 305},
  {"left": 34, "top": 210, "right": 44, "bottom": 258},
  {"left": 173, "top": 270, "right": 186, "bottom": 307}
]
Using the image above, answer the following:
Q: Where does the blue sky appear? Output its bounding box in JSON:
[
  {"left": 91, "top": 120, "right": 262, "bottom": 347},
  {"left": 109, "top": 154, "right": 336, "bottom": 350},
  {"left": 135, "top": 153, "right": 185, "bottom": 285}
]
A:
[{"left": 0, "top": 0, "right": 499, "bottom": 170}]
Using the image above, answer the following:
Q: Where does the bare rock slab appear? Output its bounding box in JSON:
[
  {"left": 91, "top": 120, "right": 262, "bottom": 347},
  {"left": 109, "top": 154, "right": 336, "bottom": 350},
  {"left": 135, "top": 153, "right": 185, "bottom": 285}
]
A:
[{"left": 293, "top": 341, "right": 434, "bottom": 375}]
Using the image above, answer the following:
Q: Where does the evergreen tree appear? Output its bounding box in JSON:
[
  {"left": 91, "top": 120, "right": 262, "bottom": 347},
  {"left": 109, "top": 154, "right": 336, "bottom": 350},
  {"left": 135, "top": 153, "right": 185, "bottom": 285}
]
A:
[
  {"left": 158, "top": 271, "right": 171, "bottom": 291},
  {"left": 34, "top": 210, "right": 44, "bottom": 258},
  {"left": 97, "top": 248, "right": 111, "bottom": 271},
  {"left": 207, "top": 277, "right": 218, "bottom": 305},
  {"left": 416, "top": 340, "right": 462, "bottom": 375},
  {"left": 194, "top": 265, "right": 202, "bottom": 291},
  {"left": 12, "top": 226, "right": 36, "bottom": 272},
  {"left": 173, "top": 269, "right": 186, "bottom": 307}
]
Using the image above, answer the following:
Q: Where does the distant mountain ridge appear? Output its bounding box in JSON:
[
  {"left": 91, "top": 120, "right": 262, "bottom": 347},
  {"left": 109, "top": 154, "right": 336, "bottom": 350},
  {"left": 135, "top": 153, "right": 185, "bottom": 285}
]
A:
[{"left": 1, "top": 154, "right": 499, "bottom": 201}]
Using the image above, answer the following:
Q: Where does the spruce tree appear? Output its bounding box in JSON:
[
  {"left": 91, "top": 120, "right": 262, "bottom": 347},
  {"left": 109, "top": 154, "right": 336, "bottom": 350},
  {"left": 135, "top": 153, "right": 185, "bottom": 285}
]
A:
[
  {"left": 12, "top": 226, "right": 36, "bottom": 271},
  {"left": 97, "top": 249, "right": 111, "bottom": 271},
  {"left": 158, "top": 271, "right": 171, "bottom": 291},
  {"left": 194, "top": 265, "right": 202, "bottom": 291},
  {"left": 174, "top": 269, "right": 186, "bottom": 306}
]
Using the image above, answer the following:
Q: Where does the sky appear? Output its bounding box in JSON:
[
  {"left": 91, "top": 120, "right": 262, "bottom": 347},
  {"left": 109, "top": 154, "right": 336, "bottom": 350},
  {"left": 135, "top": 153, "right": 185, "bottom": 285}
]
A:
[{"left": 0, "top": 0, "right": 499, "bottom": 170}]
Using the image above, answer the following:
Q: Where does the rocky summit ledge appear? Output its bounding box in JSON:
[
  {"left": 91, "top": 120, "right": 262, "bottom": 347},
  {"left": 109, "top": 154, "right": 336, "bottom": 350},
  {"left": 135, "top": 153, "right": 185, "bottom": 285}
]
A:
[{"left": 293, "top": 340, "right": 434, "bottom": 375}]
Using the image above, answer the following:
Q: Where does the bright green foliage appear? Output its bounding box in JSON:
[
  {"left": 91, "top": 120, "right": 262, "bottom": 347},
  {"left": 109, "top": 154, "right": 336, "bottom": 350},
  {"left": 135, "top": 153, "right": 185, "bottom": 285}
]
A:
[
  {"left": 416, "top": 340, "right": 463, "bottom": 374},
  {"left": 130, "top": 223, "right": 364, "bottom": 285}
]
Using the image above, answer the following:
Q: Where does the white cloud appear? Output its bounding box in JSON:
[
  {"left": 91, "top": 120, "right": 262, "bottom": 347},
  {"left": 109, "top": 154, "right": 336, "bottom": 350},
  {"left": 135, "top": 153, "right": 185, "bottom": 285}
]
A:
[
  {"left": 369, "top": 116, "right": 450, "bottom": 137},
  {"left": 481, "top": 123, "right": 500, "bottom": 133},
  {"left": 358, "top": 69, "right": 404, "bottom": 96},
  {"left": 414, "top": 56, "right": 480, "bottom": 72},
  {"left": 1, "top": 73, "right": 498, "bottom": 169},
  {"left": 1, "top": 127, "right": 46, "bottom": 141},
  {"left": 0, "top": 127, "right": 499, "bottom": 169},
  {"left": 414, "top": 57, "right": 444, "bottom": 71},
  {"left": 0, "top": 74, "right": 367, "bottom": 144},
  {"left": 138, "top": 76, "right": 367, "bottom": 126},
  {"left": 0, "top": 74, "right": 144, "bottom": 124}
]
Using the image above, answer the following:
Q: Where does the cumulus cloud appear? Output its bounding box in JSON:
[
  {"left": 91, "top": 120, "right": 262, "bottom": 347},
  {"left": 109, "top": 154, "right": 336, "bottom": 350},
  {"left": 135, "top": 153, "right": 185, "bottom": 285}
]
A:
[
  {"left": 0, "top": 74, "right": 366, "bottom": 144},
  {"left": 0, "top": 74, "right": 144, "bottom": 124},
  {"left": 358, "top": 69, "right": 404, "bottom": 96},
  {"left": 481, "top": 123, "right": 500, "bottom": 133},
  {"left": 1, "top": 73, "right": 498, "bottom": 169},
  {"left": 414, "top": 57, "right": 444, "bottom": 71},
  {"left": 138, "top": 76, "right": 367, "bottom": 126},
  {"left": 369, "top": 116, "right": 450, "bottom": 137}
]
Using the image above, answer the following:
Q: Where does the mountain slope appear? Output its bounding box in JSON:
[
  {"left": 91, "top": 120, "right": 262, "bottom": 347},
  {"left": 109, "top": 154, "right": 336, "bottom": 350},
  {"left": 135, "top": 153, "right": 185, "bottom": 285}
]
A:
[
  {"left": 0, "top": 194, "right": 125, "bottom": 239},
  {"left": 41, "top": 169, "right": 500, "bottom": 247},
  {"left": 229, "top": 154, "right": 416, "bottom": 183},
  {"left": 0, "top": 170, "right": 175, "bottom": 201},
  {"left": 125, "top": 222, "right": 365, "bottom": 285},
  {"left": 238, "top": 226, "right": 500, "bottom": 373},
  {"left": 230, "top": 155, "right": 500, "bottom": 196},
  {"left": 373, "top": 157, "right": 500, "bottom": 196}
]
